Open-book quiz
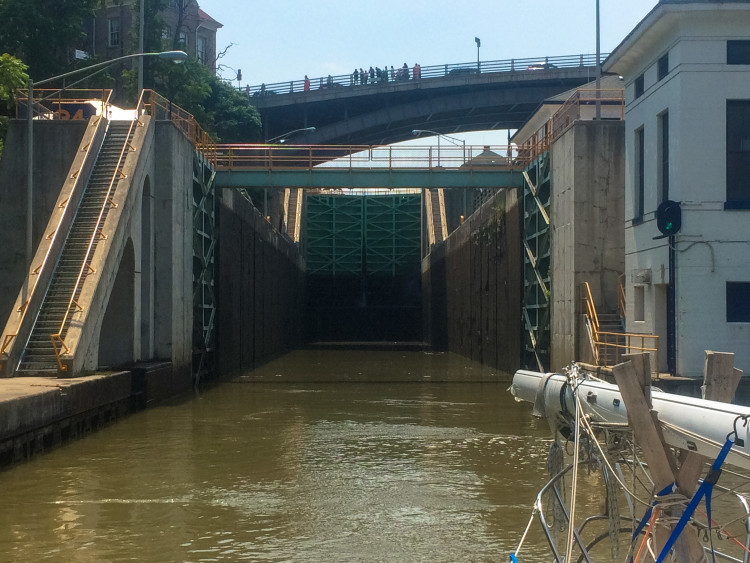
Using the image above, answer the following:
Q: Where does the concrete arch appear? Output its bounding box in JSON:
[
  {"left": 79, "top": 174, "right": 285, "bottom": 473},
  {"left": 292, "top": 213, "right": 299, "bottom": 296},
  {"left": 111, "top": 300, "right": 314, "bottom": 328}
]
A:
[{"left": 98, "top": 238, "right": 135, "bottom": 368}]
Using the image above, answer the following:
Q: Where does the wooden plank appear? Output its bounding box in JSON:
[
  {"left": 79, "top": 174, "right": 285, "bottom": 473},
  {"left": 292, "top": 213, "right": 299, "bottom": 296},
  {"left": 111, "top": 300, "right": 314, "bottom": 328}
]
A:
[
  {"left": 613, "top": 355, "right": 674, "bottom": 487},
  {"left": 678, "top": 352, "right": 740, "bottom": 496},
  {"left": 614, "top": 354, "right": 706, "bottom": 562}
]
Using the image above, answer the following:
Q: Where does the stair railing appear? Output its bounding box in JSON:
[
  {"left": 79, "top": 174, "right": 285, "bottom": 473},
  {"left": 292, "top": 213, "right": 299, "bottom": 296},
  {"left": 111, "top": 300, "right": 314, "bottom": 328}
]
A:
[
  {"left": 617, "top": 272, "right": 626, "bottom": 323},
  {"left": 581, "top": 280, "right": 661, "bottom": 374},
  {"left": 50, "top": 90, "right": 148, "bottom": 372},
  {"left": 1, "top": 90, "right": 112, "bottom": 375},
  {"left": 580, "top": 281, "right": 601, "bottom": 363}
]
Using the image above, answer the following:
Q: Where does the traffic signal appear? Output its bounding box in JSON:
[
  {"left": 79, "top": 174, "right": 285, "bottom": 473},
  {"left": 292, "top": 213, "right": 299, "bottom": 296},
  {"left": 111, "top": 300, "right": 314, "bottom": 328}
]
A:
[{"left": 656, "top": 199, "right": 681, "bottom": 236}]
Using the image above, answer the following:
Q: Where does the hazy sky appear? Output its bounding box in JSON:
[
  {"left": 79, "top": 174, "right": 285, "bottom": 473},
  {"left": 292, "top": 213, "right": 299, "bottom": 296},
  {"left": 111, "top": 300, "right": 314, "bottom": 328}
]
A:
[{"left": 201, "top": 0, "right": 659, "bottom": 145}]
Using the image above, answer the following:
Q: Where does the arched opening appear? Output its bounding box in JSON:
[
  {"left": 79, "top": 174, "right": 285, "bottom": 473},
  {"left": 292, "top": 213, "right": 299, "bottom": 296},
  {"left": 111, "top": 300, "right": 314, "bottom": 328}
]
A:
[
  {"left": 140, "top": 175, "right": 154, "bottom": 359},
  {"left": 99, "top": 239, "right": 135, "bottom": 368}
]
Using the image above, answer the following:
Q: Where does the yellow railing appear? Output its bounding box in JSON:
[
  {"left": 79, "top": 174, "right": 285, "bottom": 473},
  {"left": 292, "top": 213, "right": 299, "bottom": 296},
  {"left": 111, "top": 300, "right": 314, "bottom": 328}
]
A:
[
  {"left": 596, "top": 331, "right": 659, "bottom": 373},
  {"left": 580, "top": 281, "right": 659, "bottom": 374},
  {"left": 581, "top": 281, "right": 600, "bottom": 343},
  {"left": 50, "top": 90, "right": 150, "bottom": 372},
  {"left": 519, "top": 88, "right": 624, "bottom": 164},
  {"left": 15, "top": 88, "right": 113, "bottom": 120},
  {"left": 618, "top": 272, "right": 626, "bottom": 321},
  {"left": 140, "top": 90, "right": 215, "bottom": 159},
  {"left": 212, "top": 143, "right": 527, "bottom": 171}
]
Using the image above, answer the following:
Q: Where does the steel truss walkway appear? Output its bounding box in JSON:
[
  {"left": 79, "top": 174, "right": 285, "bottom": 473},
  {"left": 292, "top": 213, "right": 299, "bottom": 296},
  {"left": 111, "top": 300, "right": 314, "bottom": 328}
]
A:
[{"left": 212, "top": 144, "right": 525, "bottom": 190}]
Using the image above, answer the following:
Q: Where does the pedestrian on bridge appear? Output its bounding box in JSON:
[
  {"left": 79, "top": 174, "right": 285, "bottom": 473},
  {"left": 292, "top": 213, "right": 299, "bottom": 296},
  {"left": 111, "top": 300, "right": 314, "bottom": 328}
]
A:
[
  {"left": 304, "top": 75, "right": 310, "bottom": 91},
  {"left": 352, "top": 69, "right": 358, "bottom": 85}
]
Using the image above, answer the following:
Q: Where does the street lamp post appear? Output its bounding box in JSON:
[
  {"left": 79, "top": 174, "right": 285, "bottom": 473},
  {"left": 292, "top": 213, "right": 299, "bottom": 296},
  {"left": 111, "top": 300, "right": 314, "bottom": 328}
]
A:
[
  {"left": 266, "top": 126, "right": 316, "bottom": 144},
  {"left": 412, "top": 129, "right": 466, "bottom": 167},
  {"left": 260, "top": 126, "right": 317, "bottom": 220},
  {"left": 25, "top": 50, "right": 187, "bottom": 302},
  {"left": 475, "top": 37, "right": 481, "bottom": 73}
]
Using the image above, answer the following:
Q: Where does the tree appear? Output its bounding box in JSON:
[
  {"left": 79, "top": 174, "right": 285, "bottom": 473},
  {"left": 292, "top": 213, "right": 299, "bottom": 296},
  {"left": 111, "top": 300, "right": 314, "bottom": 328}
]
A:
[
  {"left": 126, "top": 1, "right": 262, "bottom": 142},
  {"left": 0, "top": 0, "right": 103, "bottom": 79},
  {"left": 0, "top": 53, "right": 28, "bottom": 114},
  {"left": 0, "top": 53, "right": 28, "bottom": 157}
]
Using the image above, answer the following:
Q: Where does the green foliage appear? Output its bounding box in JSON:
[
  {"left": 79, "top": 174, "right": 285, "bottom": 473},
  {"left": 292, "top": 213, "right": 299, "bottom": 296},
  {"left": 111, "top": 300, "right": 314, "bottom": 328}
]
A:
[
  {"left": 0, "top": 0, "right": 103, "bottom": 79},
  {"left": 206, "top": 79, "right": 262, "bottom": 143},
  {"left": 0, "top": 53, "right": 28, "bottom": 114}
]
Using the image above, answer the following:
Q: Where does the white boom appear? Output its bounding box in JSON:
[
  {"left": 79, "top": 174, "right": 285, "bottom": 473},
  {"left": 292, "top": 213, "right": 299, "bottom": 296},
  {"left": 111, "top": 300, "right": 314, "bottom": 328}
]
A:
[{"left": 510, "top": 370, "right": 750, "bottom": 471}]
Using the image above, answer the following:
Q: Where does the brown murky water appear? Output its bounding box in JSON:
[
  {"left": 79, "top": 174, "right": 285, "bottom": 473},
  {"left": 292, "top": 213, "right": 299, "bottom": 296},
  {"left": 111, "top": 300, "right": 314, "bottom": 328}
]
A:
[{"left": 0, "top": 350, "right": 558, "bottom": 562}]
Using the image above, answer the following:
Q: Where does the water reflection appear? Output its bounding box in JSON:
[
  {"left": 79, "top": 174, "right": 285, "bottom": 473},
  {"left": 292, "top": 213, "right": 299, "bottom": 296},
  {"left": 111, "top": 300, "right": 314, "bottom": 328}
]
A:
[{"left": 0, "top": 350, "right": 556, "bottom": 561}]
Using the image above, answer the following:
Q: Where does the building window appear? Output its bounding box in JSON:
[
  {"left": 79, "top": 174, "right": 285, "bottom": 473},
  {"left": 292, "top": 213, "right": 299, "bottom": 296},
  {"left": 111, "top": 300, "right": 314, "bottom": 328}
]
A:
[
  {"left": 657, "top": 53, "right": 669, "bottom": 80},
  {"left": 633, "top": 285, "right": 645, "bottom": 322},
  {"left": 177, "top": 31, "right": 188, "bottom": 48},
  {"left": 162, "top": 25, "right": 172, "bottom": 40},
  {"left": 658, "top": 111, "right": 669, "bottom": 202},
  {"left": 726, "top": 100, "right": 750, "bottom": 207},
  {"left": 197, "top": 37, "right": 207, "bottom": 65},
  {"left": 727, "top": 282, "right": 750, "bottom": 322},
  {"left": 108, "top": 18, "right": 120, "bottom": 47},
  {"left": 635, "top": 74, "right": 644, "bottom": 98},
  {"left": 727, "top": 40, "right": 750, "bottom": 65},
  {"left": 634, "top": 127, "right": 645, "bottom": 221}
]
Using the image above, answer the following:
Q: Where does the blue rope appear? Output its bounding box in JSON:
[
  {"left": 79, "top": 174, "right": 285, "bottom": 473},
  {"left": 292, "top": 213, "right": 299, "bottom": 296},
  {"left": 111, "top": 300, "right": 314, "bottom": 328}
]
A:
[{"left": 654, "top": 437, "right": 734, "bottom": 563}]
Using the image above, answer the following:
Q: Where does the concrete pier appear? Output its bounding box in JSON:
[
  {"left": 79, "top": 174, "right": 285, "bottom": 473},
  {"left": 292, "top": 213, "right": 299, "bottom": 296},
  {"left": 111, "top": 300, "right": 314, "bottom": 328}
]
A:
[{"left": 0, "top": 362, "right": 185, "bottom": 468}]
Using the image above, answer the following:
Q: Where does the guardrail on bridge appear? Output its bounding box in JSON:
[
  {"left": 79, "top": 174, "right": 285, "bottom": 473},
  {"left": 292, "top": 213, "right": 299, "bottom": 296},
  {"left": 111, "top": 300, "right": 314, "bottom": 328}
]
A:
[{"left": 242, "top": 53, "right": 608, "bottom": 98}]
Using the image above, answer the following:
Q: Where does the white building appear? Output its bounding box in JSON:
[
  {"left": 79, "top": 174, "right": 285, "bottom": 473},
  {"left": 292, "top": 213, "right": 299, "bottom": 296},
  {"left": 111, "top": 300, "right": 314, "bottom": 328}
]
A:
[{"left": 604, "top": 0, "right": 750, "bottom": 377}]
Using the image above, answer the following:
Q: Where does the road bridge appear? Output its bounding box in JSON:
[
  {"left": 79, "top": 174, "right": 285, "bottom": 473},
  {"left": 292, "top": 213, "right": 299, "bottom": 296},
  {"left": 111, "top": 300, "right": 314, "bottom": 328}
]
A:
[{"left": 246, "top": 53, "right": 606, "bottom": 144}]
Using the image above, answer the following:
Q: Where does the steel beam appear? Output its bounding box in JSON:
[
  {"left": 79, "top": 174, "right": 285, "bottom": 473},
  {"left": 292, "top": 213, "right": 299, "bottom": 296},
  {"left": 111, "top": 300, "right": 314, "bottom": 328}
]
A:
[{"left": 215, "top": 168, "right": 523, "bottom": 190}]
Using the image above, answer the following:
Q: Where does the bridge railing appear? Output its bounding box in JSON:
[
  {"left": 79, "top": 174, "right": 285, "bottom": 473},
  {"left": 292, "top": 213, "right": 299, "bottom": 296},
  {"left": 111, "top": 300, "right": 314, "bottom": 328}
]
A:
[
  {"left": 140, "top": 89, "right": 215, "bottom": 157},
  {"left": 211, "top": 143, "right": 529, "bottom": 171},
  {"left": 242, "top": 53, "right": 607, "bottom": 98},
  {"left": 519, "top": 87, "right": 624, "bottom": 164}
]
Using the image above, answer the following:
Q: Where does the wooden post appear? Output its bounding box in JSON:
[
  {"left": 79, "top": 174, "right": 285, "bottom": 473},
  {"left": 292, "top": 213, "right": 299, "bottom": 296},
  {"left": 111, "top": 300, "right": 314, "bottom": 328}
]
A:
[{"left": 613, "top": 353, "right": 706, "bottom": 562}]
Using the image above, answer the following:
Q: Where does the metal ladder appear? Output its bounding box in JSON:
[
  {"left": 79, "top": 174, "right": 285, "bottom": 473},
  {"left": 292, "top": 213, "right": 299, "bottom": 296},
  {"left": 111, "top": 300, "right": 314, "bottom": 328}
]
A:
[{"left": 16, "top": 121, "right": 134, "bottom": 374}]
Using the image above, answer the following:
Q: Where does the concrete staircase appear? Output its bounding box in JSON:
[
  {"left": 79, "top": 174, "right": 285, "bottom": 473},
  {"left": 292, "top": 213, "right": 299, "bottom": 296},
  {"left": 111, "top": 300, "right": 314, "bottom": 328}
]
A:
[
  {"left": 425, "top": 188, "right": 448, "bottom": 246},
  {"left": 17, "top": 122, "right": 134, "bottom": 374},
  {"left": 284, "top": 188, "right": 302, "bottom": 242}
]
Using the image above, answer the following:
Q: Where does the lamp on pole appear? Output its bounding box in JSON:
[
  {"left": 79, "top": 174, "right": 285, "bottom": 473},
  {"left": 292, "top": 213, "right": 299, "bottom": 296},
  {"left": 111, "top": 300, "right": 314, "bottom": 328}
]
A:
[
  {"left": 595, "top": 0, "right": 601, "bottom": 119},
  {"left": 260, "top": 126, "right": 316, "bottom": 220},
  {"left": 475, "top": 37, "right": 481, "bottom": 73},
  {"left": 266, "top": 126, "right": 316, "bottom": 144},
  {"left": 412, "top": 129, "right": 466, "bottom": 166},
  {"left": 25, "top": 50, "right": 187, "bottom": 302}
]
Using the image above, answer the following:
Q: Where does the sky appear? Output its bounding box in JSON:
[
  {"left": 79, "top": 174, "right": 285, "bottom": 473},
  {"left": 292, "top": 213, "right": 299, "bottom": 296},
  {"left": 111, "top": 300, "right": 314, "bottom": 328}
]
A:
[{"left": 201, "top": 0, "right": 659, "bottom": 145}]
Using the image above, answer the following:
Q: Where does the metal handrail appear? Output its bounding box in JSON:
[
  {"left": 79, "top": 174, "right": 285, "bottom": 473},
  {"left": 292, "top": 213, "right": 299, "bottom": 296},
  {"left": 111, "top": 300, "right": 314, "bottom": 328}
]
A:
[
  {"left": 242, "top": 53, "right": 608, "bottom": 97},
  {"left": 15, "top": 88, "right": 113, "bottom": 120},
  {"left": 50, "top": 90, "right": 149, "bottom": 372},
  {"left": 520, "top": 87, "right": 625, "bottom": 164},
  {"left": 212, "top": 143, "right": 526, "bottom": 171},
  {"left": 140, "top": 89, "right": 215, "bottom": 159},
  {"left": 617, "top": 272, "right": 626, "bottom": 321},
  {"left": 581, "top": 281, "right": 600, "bottom": 338}
]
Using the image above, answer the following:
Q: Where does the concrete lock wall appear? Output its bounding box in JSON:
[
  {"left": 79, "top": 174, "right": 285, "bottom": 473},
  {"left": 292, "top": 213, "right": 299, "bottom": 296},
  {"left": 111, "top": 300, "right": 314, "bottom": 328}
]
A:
[
  {"left": 0, "top": 120, "right": 89, "bottom": 326},
  {"left": 216, "top": 189, "right": 306, "bottom": 377},
  {"left": 549, "top": 120, "right": 625, "bottom": 371},
  {"left": 422, "top": 188, "right": 521, "bottom": 375}
]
